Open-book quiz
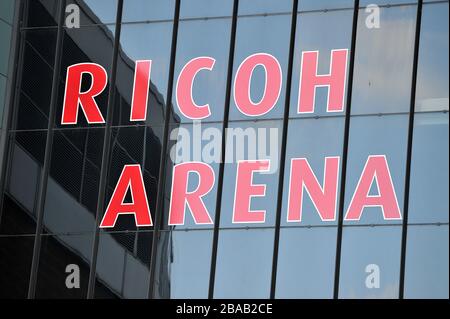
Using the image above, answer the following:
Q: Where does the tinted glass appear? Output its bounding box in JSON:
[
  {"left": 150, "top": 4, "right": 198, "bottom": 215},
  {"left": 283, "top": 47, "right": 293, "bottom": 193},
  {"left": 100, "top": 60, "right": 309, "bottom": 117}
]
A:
[
  {"left": 43, "top": 128, "right": 105, "bottom": 234},
  {"left": 0, "top": 0, "right": 15, "bottom": 24},
  {"left": 0, "top": 236, "right": 35, "bottom": 298},
  {"left": 238, "top": 0, "right": 292, "bottom": 15},
  {"left": 54, "top": 26, "right": 115, "bottom": 129},
  {"left": 95, "top": 231, "right": 152, "bottom": 298},
  {"left": 2, "top": 131, "right": 47, "bottom": 235},
  {"left": 214, "top": 228, "right": 274, "bottom": 298},
  {"left": 122, "top": 0, "right": 174, "bottom": 22},
  {"left": 14, "top": 29, "right": 57, "bottom": 130},
  {"left": 180, "top": 0, "right": 232, "bottom": 18},
  {"left": 351, "top": 5, "right": 416, "bottom": 114},
  {"left": 35, "top": 233, "right": 94, "bottom": 298},
  {"left": 408, "top": 113, "right": 449, "bottom": 223},
  {"left": 281, "top": 117, "right": 344, "bottom": 226},
  {"left": 344, "top": 115, "right": 408, "bottom": 225},
  {"left": 404, "top": 225, "right": 449, "bottom": 299},
  {"left": 0, "top": 75, "right": 6, "bottom": 126},
  {"left": 153, "top": 230, "right": 213, "bottom": 298},
  {"left": 23, "top": 0, "right": 59, "bottom": 28},
  {"left": 101, "top": 126, "right": 163, "bottom": 232},
  {"left": 0, "top": 20, "right": 11, "bottom": 76},
  {"left": 114, "top": 20, "right": 173, "bottom": 126},
  {"left": 229, "top": 4, "right": 291, "bottom": 121},
  {"left": 171, "top": 1, "right": 232, "bottom": 123},
  {"left": 219, "top": 120, "right": 283, "bottom": 228},
  {"left": 161, "top": 123, "right": 221, "bottom": 230},
  {"left": 289, "top": 8, "right": 354, "bottom": 118},
  {"left": 66, "top": 0, "right": 118, "bottom": 26},
  {"left": 415, "top": 2, "right": 449, "bottom": 112},
  {"left": 299, "top": 0, "right": 354, "bottom": 11},
  {"left": 275, "top": 227, "right": 337, "bottom": 298},
  {"left": 338, "top": 226, "right": 402, "bottom": 298}
]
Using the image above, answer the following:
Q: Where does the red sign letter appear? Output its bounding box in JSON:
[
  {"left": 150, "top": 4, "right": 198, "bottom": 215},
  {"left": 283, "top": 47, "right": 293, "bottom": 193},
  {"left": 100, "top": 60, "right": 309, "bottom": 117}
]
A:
[
  {"left": 233, "top": 160, "right": 270, "bottom": 223},
  {"left": 298, "top": 49, "right": 348, "bottom": 114},
  {"left": 62, "top": 63, "right": 107, "bottom": 124},
  {"left": 176, "top": 57, "right": 215, "bottom": 119},
  {"left": 345, "top": 155, "right": 402, "bottom": 221},
  {"left": 100, "top": 164, "right": 152, "bottom": 228},
  {"left": 287, "top": 157, "right": 339, "bottom": 222},
  {"left": 130, "top": 60, "right": 152, "bottom": 121},
  {"left": 168, "top": 162, "right": 215, "bottom": 225},
  {"left": 234, "top": 53, "right": 282, "bottom": 117}
]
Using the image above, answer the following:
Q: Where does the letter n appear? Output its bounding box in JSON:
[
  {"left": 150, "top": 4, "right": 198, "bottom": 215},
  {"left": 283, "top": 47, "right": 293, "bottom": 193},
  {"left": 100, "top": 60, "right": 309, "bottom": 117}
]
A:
[{"left": 287, "top": 157, "right": 339, "bottom": 222}]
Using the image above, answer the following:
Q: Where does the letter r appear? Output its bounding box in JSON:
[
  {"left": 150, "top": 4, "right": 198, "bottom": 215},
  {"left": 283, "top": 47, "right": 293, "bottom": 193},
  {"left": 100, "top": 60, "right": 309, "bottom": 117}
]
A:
[{"left": 62, "top": 63, "right": 107, "bottom": 124}]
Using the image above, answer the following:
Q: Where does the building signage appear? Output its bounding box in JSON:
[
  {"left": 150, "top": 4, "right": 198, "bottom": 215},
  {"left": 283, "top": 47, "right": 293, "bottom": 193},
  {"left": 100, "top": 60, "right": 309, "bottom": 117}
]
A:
[{"left": 61, "top": 49, "right": 402, "bottom": 228}]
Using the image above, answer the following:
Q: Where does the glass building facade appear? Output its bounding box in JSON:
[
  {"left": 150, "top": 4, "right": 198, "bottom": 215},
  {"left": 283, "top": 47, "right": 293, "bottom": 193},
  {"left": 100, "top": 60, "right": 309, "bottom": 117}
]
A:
[{"left": 0, "top": 0, "right": 448, "bottom": 299}]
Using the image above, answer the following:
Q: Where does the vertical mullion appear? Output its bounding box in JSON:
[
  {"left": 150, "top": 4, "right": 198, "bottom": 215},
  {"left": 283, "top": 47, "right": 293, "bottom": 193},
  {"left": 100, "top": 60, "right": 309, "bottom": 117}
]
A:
[
  {"left": 333, "top": 0, "right": 360, "bottom": 299},
  {"left": 86, "top": 0, "right": 124, "bottom": 299},
  {"left": 207, "top": 0, "right": 239, "bottom": 300},
  {"left": 147, "top": 0, "right": 181, "bottom": 299},
  {"left": 0, "top": 0, "right": 24, "bottom": 224},
  {"left": 399, "top": 0, "right": 423, "bottom": 300},
  {"left": 269, "top": 0, "right": 298, "bottom": 299},
  {"left": 27, "top": 0, "right": 66, "bottom": 299}
]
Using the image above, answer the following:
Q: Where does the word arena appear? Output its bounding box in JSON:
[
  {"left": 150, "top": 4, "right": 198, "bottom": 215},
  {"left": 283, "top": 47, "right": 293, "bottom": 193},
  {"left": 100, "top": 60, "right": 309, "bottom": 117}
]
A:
[{"left": 60, "top": 49, "right": 402, "bottom": 227}]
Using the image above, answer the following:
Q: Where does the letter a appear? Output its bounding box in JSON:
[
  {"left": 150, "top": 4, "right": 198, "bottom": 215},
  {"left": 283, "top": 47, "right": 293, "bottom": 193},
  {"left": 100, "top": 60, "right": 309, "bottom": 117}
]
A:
[{"left": 100, "top": 164, "right": 153, "bottom": 228}]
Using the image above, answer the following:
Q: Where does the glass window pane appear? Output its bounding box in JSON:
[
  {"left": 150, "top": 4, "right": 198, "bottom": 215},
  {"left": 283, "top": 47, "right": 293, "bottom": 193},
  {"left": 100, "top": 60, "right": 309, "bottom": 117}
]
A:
[
  {"left": 0, "top": 0, "right": 15, "bottom": 24},
  {"left": 289, "top": 8, "right": 354, "bottom": 118},
  {"left": 214, "top": 228, "right": 274, "bottom": 298},
  {"left": 161, "top": 123, "right": 221, "bottom": 230},
  {"left": 114, "top": 22, "right": 173, "bottom": 126},
  {"left": 54, "top": 26, "right": 116, "bottom": 129},
  {"left": 404, "top": 225, "right": 449, "bottom": 299},
  {"left": 180, "top": 0, "right": 232, "bottom": 19},
  {"left": 415, "top": 2, "right": 449, "bottom": 112},
  {"left": 238, "top": 0, "right": 292, "bottom": 15},
  {"left": 299, "top": 0, "right": 354, "bottom": 11},
  {"left": 153, "top": 230, "right": 213, "bottom": 299},
  {"left": 275, "top": 227, "right": 337, "bottom": 298},
  {"left": 122, "top": 0, "right": 174, "bottom": 22},
  {"left": 408, "top": 113, "right": 449, "bottom": 223},
  {"left": 66, "top": 0, "right": 118, "bottom": 26},
  {"left": 338, "top": 226, "right": 402, "bottom": 298},
  {"left": 281, "top": 117, "right": 344, "bottom": 226},
  {"left": 14, "top": 29, "right": 57, "bottom": 130},
  {"left": 95, "top": 231, "right": 152, "bottom": 298},
  {"left": 0, "top": 75, "right": 6, "bottom": 125},
  {"left": 0, "top": 20, "right": 11, "bottom": 76},
  {"left": 229, "top": 8, "right": 291, "bottom": 121},
  {"left": 360, "top": 0, "right": 416, "bottom": 6},
  {"left": 171, "top": 2, "right": 232, "bottom": 123},
  {"left": 0, "top": 236, "right": 35, "bottom": 298},
  {"left": 351, "top": 5, "right": 416, "bottom": 115},
  {"left": 42, "top": 128, "right": 105, "bottom": 234},
  {"left": 2, "top": 131, "right": 47, "bottom": 235},
  {"left": 99, "top": 126, "right": 163, "bottom": 232},
  {"left": 344, "top": 115, "right": 408, "bottom": 225},
  {"left": 219, "top": 120, "right": 283, "bottom": 228},
  {"left": 23, "top": 0, "right": 59, "bottom": 28},
  {"left": 35, "top": 234, "right": 94, "bottom": 298}
]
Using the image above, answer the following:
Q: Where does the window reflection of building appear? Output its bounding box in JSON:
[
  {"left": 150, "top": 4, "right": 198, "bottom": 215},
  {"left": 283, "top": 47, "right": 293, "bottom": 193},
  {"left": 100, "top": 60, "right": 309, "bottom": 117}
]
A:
[{"left": 2, "top": 0, "right": 178, "bottom": 298}]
